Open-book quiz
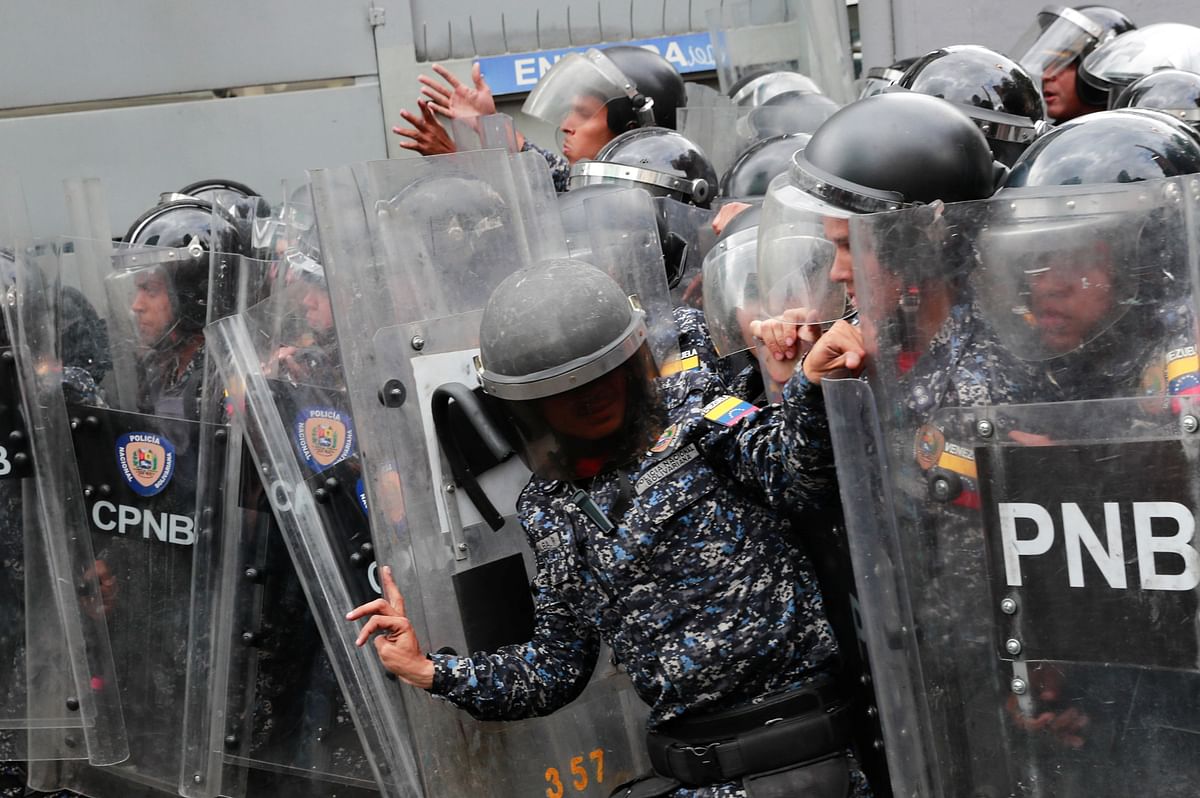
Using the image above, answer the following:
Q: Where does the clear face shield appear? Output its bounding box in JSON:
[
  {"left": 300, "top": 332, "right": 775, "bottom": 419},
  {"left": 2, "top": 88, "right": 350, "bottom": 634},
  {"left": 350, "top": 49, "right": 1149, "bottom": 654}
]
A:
[
  {"left": 1012, "top": 6, "right": 1102, "bottom": 80},
  {"left": 973, "top": 184, "right": 1176, "bottom": 362},
  {"left": 522, "top": 49, "right": 649, "bottom": 155},
  {"left": 757, "top": 156, "right": 862, "bottom": 326},
  {"left": 1082, "top": 23, "right": 1200, "bottom": 103},
  {"left": 702, "top": 222, "right": 762, "bottom": 358},
  {"left": 478, "top": 307, "right": 662, "bottom": 483}
]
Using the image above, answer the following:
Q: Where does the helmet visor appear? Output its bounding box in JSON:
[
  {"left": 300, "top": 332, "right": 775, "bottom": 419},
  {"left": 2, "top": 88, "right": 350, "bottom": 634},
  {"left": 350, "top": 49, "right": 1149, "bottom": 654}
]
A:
[
  {"left": 702, "top": 225, "right": 761, "bottom": 357},
  {"left": 1082, "top": 24, "right": 1200, "bottom": 94},
  {"left": 1012, "top": 7, "right": 1101, "bottom": 80},
  {"left": 522, "top": 49, "right": 631, "bottom": 131},
  {"left": 973, "top": 183, "right": 1183, "bottom": 361},
  {"left": 496, "top": 342, "right": 662, "bottom": 482}
]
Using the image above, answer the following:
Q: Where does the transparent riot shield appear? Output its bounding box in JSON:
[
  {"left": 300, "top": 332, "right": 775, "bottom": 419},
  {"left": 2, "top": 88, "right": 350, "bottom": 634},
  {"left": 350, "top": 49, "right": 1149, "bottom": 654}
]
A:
[
  {"left": 826, "top": 176, "right": 1200, "bottom": 797},
  {"left": 185, "top": 231, "right": 420, "bottom": 798},
  {"left": 0, "top": 239, "right": 128, "bottom": 768},
  {"left": 25, "top": 238, "right": 229, "bottom": 796},
  {"left": 312, "top": 150, "right": 653, "bottom": 796},
  {"left": 708, "top": 0, "right": 856, "bottom": 105},
  {"left": 450, "top": 112, "right": 520, "bottom": 154}
]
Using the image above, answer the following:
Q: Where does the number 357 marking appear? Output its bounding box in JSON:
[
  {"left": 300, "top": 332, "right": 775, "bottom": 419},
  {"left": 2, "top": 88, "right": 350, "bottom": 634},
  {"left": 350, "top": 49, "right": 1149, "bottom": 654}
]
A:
[{"left": 545, "top": 748, "right": 604, "bottom": 797}]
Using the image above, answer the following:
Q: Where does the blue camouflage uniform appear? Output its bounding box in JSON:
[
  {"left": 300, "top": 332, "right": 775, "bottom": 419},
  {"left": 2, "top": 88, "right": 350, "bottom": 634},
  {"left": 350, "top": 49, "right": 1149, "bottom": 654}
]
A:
[
  {"left": 522, "top": 140, "right": 570, "bottom": 194},
  {"left": 428, "top": 359, "right": 871, "bottom": 797}
]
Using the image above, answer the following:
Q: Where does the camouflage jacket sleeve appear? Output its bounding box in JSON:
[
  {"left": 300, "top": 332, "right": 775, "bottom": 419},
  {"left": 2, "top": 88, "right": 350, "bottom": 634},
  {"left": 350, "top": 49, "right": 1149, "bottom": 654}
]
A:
[
  {"left": 704, "top": 370, "right": 837, "bottom": 514},
  {"left": 426, "top": 571, "right": 600, "bottom": 720},
  {"left": 520, "top": 139, "right": 570, "bottom": 193}
]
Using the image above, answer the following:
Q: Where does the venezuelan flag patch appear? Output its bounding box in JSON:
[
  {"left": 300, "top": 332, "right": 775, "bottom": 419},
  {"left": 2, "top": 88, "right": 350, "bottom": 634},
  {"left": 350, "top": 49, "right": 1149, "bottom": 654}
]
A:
[
  {"left": 1166, "top": 346, "right": 1200, "bottom": 396},
  {"left": 702, "top": 395, "right": 759, "bottom": 426},
  {"left": 660, "top": 348, "right": 701, "bottom": 376}
]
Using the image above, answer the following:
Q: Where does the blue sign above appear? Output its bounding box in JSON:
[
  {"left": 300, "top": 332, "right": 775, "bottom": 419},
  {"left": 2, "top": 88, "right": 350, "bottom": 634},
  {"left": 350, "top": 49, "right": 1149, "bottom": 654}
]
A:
[{"left": 477, "top": 33, "right": 715, "bottom": 98}]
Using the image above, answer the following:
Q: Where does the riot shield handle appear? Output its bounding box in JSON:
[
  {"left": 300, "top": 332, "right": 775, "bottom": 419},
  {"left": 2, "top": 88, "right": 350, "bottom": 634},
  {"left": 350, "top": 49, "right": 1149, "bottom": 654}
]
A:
[{"left": 430, "top": 383, "right": 515, "bottom": 532}]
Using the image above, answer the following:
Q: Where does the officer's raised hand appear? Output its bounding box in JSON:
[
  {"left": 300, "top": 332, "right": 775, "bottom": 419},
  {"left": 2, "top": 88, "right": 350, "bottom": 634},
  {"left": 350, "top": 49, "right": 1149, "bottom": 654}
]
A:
[
  {"left": 801, "top": 319, "right": 866, "bottom": 384},
  {"left": 347, "top": 566, "right": 433, "bottom": 688},
  {"left": 392, "top": 99, "right": 456, "bottom": 156}
]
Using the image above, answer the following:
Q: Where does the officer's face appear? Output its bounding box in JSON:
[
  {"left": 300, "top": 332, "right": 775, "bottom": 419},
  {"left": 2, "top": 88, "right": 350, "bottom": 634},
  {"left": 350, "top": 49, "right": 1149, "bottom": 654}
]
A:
[
  {"left": 302, "top": 283, "right": 334, "bottom": 333},
  {"left": 131, "top": 270, "right": 176, "bottom": 343},
  {"left": 539, "top": 368, "right": 628, "bottom": 440},
  {"left": 1028, "top": 244, "right": 1116, "bottom": 353},
  {"left": 823, "top": 217, "right": 855, "bottom": 305},
  {"left": 1043, "top": 63, "right": 1095, "bottom": 122},
  {"left": 561, "top": 96, "right": 615, "bottom": 164}
]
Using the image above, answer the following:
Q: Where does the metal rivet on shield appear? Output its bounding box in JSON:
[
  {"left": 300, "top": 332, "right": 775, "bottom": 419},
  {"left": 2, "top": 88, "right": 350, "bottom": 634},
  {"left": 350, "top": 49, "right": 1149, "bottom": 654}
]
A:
[
  {"left": 379, "top": 379, "right": 406, "bottom": 408},
  {"left": 83, "top": 484, "right": 94, "bottom": 498},
  {"left": 458, "top": 543, "right": 469, "bottom": 552},
  {"left": 859, "top": 673, "right": 871, "bottom": 686},
  {"left": 410, "top": 335, "right": 425, "bottom": 351},
  {"left": 224, "top": 735, "right": 239, "bottom": 750},
  {"left": 929, "top": 475, "right": 960, "bottom": 503},
  {"left": 324, "top": 476, "right": 340, "bottom": 491},
  {"left": 872, "top": 739, "right": 885, "bottom": 751},
  {"left": 8, "top": 430, "right": 23, "bottom": 443},
  {"left": 360, "top": 542, "right": 374, "bottom": 555},
  {"left": 70, "top": 416, "right": 81, "bottom": 431},
  {"left": 1064, "top": 200, "right": 1076, "bottom": 210},
  {"left": 866, "top": 706, "right": 878, "bottom": 718},
  {"left": 243, "top": 567, "right": 263, "bottom": 583},
  {"left": 349, "top": 552, "right": 365, "bottom": 566},
  {"left": 192, "top": 774, "right": 203, "bottom": 785},
  {"left": 1010, "top": 678, "right": 1028, "bottom": 695},
  {"left": 64, "top": 736, "right": 78, "bottom": 749},
  {"left": 313, "top": 487, "right": 330, "bottom": 504},
  {"left": 65, "top": 697, "right": 80, "bottom": 712},
  {"left": 0, "top": 350, "right": 10, "bottom": 362},
  {"left": 240, "top": 631, "right": 258, "bottom": 646},
  {"left": 98, "top": 484, "right": 112, "bottom": 497},
  {"left": 976, "top": 419, "right": 994, "bottom": 438},
  {"left": 84, "top": 415, "right": 99, "bottom": 428},
  {"left": 213, "top": 428, "right": 227, "bottom": 443},
  {"left": 1183, "top": 414, "right": 1199, "bottom": 434},
  {"left": 1000, "top": 597, "right": 1018, "bottom": 615},
  {"left": 1005, "top": 638, "right": 1023, "bottom": 656},
  {"left": 11, "top": 452, "right": 26, "bottom": 467}
]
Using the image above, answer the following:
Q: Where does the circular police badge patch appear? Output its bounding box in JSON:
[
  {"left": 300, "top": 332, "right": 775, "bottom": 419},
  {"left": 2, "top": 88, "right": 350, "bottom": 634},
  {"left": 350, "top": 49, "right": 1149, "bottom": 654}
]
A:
[
  {"left": 650, "top": 422, "right": 680, "bottom": 453},
  {"left": 913, "top": 424, "right": 945, "bottom": 471},
  {"left": 295, "top": 407, "right": 355, "bottom": 472},
  {"left": 117, "top": 432, "right": 176, "bottom": 497}
]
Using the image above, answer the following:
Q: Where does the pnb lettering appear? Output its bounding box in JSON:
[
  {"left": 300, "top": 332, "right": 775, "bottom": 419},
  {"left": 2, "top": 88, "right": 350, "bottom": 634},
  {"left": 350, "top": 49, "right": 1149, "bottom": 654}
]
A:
[
  {"left": 998, "top": 501, "right": 1199, "bottom": 591},
  {"left": 91, "top": 500, "right": 196, "bottom": 546}
]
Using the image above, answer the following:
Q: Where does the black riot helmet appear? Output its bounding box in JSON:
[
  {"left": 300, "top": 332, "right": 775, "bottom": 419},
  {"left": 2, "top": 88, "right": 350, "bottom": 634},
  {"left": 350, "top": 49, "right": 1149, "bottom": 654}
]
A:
[
  {"left": 477, "top": 258, "right": 660, "bottom": 481},
  {"left": 721, "top": 133, "right": 811, "bottom": 199},
  {"left": 522, "top": 46, "right": 685, "bottom": 135},
  {"left": 173, "top": 178, "right": 273, "bottom": 259},
  {"left": 739, "top": 92, "right": 841, "bottom": 143},
  {"left": 602, "top": 46, "right": 686, "bottom": 131},
  {"left": 1078, "top": 23, "right": 1200, "bottom": 108},
  {"left": 122, "top": 198, "right": 244, "bottom": 332},
  {"left": 1111, "top": 69, "right": 1200, "bottom": 131},
  {"left": 897, "top": 45, "right": 1048, "bottom": 166},
  {"left": 796, "top": 92, "right": 999, "bottom": 213},
  {"left": 568, "top": 127, "right": 719, "bottom": 208},
  {"left": 1004, "top": 109, "right": 1200, "bottom": 188}
]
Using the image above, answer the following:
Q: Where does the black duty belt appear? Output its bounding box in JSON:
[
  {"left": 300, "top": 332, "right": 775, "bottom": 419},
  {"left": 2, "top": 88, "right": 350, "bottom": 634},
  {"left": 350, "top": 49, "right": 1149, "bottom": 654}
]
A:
[{"left": 645, "top": 681, "right": 852, "bottom": 788}]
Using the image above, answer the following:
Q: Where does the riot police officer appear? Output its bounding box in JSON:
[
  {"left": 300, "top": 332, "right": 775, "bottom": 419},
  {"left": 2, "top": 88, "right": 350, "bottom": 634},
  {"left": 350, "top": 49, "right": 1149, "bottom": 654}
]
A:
[
  {"left": 350, "top": 258, "right": 873, "bottom": 798},
  {"left": 1011, "top": 4, "right": 1136, "bottom": 122}
]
